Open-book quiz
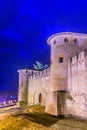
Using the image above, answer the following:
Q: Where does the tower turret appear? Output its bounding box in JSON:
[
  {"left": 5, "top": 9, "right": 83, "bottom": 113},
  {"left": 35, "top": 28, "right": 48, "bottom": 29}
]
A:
[
  {"left": 46, "top": 32, "right": 87, "bottom": 116},
  {"left": 18, "top": 69, "right": 29, "bottom": 107}
]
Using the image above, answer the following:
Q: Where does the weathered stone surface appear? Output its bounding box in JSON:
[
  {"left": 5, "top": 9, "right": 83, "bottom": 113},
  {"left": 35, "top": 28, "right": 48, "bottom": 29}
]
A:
[
  {"left": 18, "top": 68, "right": 50, "bottom": 107},
  {"left": 18, "top": 32, "right": 87, "bottom": 119}
]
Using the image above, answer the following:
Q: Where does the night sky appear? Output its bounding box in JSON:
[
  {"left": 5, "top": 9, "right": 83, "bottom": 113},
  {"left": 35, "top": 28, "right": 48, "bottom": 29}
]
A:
[{"left": 0, "top": 0, "right": 87, "bottom": 95}]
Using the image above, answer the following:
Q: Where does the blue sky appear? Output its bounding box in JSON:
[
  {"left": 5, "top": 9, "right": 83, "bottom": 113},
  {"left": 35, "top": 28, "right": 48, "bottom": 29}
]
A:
[{"left": 0, "top": 0, "right": 87, "bottom": 94}]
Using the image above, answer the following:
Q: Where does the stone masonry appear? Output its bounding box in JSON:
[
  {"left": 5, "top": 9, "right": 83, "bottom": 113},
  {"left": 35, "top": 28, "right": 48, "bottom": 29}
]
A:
[{"left": 18, "top": 32, "right": 87, "bottom": 119}]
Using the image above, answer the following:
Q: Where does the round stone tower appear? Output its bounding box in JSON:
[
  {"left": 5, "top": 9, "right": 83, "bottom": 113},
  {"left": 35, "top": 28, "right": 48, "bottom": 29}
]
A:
[
  {"left": 18, "top": 69, "right": 29, "bottom": 107},
  {"left": 46, "top": 32, "right": 87, "bottom": 116}
]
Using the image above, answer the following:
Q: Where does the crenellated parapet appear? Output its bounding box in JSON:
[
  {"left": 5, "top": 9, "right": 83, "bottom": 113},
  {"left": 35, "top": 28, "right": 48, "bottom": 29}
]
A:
[
  {"left": 68, "top": 50, "right": 86, "bottom": 75},
  {"left": 18, "top": 67, "right": 50, "bottom": 107},
  {"left": 68, "top": 49, "right": 87, "bottom": 93},
  {"left": 28, "top": 67, "right": 50, "bottom": 80}
]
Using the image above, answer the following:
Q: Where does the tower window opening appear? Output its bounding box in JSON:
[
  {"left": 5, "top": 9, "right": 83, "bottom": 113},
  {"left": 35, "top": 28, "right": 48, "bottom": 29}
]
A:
[
  {"left": 74, "top": 38, "right": 77, "bottom": 42},
  {"left": 59, "top": 56, "right": 63, "bottom": 63},
  {"left": 26, "top": 70, "right": 28, "bottom": 73},
  {"left": 70, "top": 58, "right": 72, "bottom": 63},
  {"left": 64, "top": 38, "right": 68, "bottom": 42},
  {"left": 53, "top": 40, "right": 56, "bottom": 44}
]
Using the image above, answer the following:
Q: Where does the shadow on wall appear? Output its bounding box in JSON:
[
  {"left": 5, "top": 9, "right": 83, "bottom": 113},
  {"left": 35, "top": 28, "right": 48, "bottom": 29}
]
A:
[{"left": 57, "top": 90, "right": 73, "bottom": 116}]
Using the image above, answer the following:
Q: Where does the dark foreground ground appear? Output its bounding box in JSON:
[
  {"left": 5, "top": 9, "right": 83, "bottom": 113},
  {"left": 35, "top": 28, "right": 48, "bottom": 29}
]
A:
[{"left": 0, "top": 105, "right": 87, "bottom": 130}]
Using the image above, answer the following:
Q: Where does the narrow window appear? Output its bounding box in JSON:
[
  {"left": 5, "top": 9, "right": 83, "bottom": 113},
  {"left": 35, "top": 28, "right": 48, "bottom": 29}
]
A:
[
  {"left": 59, "top": 56, "right": 63, "bottom": 63},
  {"left": 74, "top": 38, "right": 77, "bottom": 43},
  {"left": 53, "top": 39, "right": 56, "bottom": 44},
  {"left": 26, "top": 70, "right": 28, "bottom": 73},
  {"left": 64, "top": 38, "right": 68, "bottom": 42},
  {"left": 70, "top": 58, "right": 72, "bottom": 63}
]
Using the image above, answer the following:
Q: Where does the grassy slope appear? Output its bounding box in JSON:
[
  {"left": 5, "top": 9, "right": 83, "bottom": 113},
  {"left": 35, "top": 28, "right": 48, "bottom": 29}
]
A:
[{"left": 0, "top": 105, "right": 87, "bottom": 130}]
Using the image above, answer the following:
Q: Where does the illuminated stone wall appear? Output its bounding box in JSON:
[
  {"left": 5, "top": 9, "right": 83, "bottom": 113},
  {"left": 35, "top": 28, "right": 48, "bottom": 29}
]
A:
[
  {"left": 28, "top": 76, "right": 50, "bottom": 106},
  {"left": 46, "top": 32, "right": 87, "bottom": 118},
  {"left": 67, "top": 50, "right": 87, "bottom": 118},
  {"left": 18, "top": 69, "right": 29, "bottom": 107},
  {"left": 18, "top": 32, "right": 87, "bottom": 119},
  {"left": 18, "top": 68, "right": 50, "bottom": 107},
  {"left": 28, "top": 68, "right": 50, "bottom": 106}
]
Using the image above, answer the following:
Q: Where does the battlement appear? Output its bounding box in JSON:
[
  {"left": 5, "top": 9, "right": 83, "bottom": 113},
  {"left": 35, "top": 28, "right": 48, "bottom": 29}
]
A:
[
  {"left": 18, "top": 67, "right": 50, "bottom": 80},
  {"left": 68, "top": 49, "right": 87, "bottom": 69},
  {"left": 68, "top": 49, "right": 87, "bottom": 75},
  {"left": 28, "top": 67, "right": 50, "bottom": 80}
]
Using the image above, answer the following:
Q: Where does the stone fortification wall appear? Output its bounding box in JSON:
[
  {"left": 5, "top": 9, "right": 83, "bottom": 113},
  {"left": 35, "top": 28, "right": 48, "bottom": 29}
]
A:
[
  {"left": 29, "top": 67, "right": 50, "bottom": 80},
  {"left": 18, "top": 67, "right": 50, "bottom": 107},
  {"left": 67, "top": 50, "right": 87, "bottom": 118},
  {"left": 28, "top": 68, "right": 50, "bottom": 106},
  {"left": 18, "top": 32, "right": 87, "bottom": 119}
]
